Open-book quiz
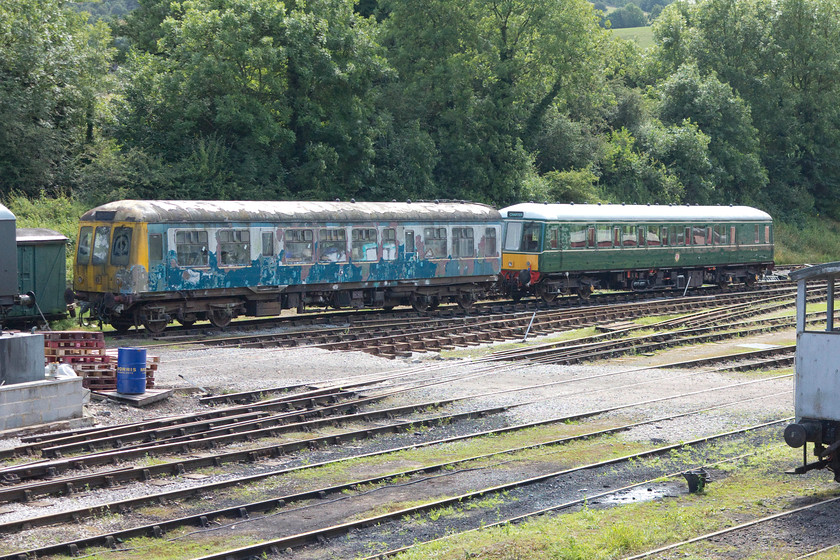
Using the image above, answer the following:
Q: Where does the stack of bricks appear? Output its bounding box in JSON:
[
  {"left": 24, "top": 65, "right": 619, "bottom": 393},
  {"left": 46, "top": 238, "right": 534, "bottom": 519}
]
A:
[{"left": 44, "top": 332, "right": 157, "bottom": 391}]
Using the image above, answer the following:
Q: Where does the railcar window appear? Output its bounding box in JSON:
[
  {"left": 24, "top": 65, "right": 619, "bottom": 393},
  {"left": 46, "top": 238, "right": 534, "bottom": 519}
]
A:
[
  {"left": 569, "top": 225, "right": 586, "bottom": 248},
  {"left": 149, "top": 234, "right": 163, "bottom": 261},
  {"left": 319, "top": 229, "right": 347, "bottom": 262},
  {"left": 691, "top": 226, "right": 706, "bottom": 246},
  {"left": 621, "top": 225, "right": 637, "bottom": 247},
  {"left": 423, "top": 227, "right": 447, "bottom": 258},
  {"left": 596, "top": 226, "right": 611, "bottom": 247},
  {"left": 637, "top": 227, "right": 646, "bottom": 247},
  {"left": 765, "top": 225, "right": 771, "bottom": 243},
  {"left": 383, "top": 228, "right": 397, "bottom": 260},
  {"left": 647, "top": 227, "right": 661, "bottom": 246},
  {"left": 77, "top": 226, "right": 92, "bottom": 265},
  {"left": 714, "top": 225, "right": 727, "bottom": 245},
  {"left": 731, "top": 226, "right": 736, "bottom": 244},
  {"left": 660, "top": 226, "right": 669, "bottom": 246},
  {"left": 452, "top": 227, "right": 475, "bottom": 257},
  {"left": 352, "top": 228, "right": 378, "bottom": 261},
  {"left": 110, "top": 227, "right": 132, "bottom": 266},
  {"left": 261, "top": 232, "right": 274, "bottom": 257},
  {"left": 405, "top": 230, "right": 415, "bottom": 254},
  {"left": 484, "top": 228, "right": 497, "bottom": 257},
  {"left": 92, "top": 226, "right": 111, "bottom": 265},
  {"left": 285, "top": 229, "right": 313, "bottom": 263},
  {"left": 504, "top": 222, "right": 522, "bottom": 251},
  {"left": 218, "top": 229, "right": 250, "bottom": 266},
  {"left": 522, "top": 223, "right": 541, "bottom": 252},
  {"left": 175, "top": 230, "right": 209, "bottom": 266},
  {"left": 676, "top": 227, "right": 685, "bottom": 245}
]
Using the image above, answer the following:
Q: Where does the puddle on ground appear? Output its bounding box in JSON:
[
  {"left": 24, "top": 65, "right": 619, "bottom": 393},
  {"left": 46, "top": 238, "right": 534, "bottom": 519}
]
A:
[{"left": 593, "top": 482, "right": 682, "bottom": 505}]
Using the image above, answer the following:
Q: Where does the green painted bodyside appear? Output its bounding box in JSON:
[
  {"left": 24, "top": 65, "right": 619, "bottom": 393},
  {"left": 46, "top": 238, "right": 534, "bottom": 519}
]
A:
[
  {"left": 520, "top": 221, "right": 773, "bottom": 273},
  {"left": 7, "top": 241, "right": 67, "bottom": 319}
]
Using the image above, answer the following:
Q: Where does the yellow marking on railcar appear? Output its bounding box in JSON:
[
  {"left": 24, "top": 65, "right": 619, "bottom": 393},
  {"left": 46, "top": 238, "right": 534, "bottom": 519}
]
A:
[{"left": 502, "top": 253, "right": 539, "bottom": 271}]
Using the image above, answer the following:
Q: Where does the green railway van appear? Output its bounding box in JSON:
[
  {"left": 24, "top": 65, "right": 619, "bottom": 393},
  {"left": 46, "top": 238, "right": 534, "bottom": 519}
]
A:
[{"left": 499, "top": 203, "right": 773, "bottom": 301}]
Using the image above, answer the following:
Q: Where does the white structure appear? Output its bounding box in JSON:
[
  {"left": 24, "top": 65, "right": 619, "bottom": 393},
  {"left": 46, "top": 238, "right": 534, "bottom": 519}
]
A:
[{"left": 786, "top": 263, "right": 840, "bottom": 479}]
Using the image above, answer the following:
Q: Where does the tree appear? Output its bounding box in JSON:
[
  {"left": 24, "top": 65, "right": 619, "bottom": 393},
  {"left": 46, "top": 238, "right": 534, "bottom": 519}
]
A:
[
  {"left": 113, "top": 0, "right": 391, "bottom": 200},
  {"left": 607, "top": 4, "right": 648, "bottom": 28},
  {"left": 648, "top": 0, "right": 840, "bottom": 219},
  {"left": 0, "top": 0, "right": 113, "bottom": 198},
  {"left": 379, "top": 0, "right": 609, "bottom": 204},
  {"left": 653, "top": 64, "right": 766, "bottom": 205}
]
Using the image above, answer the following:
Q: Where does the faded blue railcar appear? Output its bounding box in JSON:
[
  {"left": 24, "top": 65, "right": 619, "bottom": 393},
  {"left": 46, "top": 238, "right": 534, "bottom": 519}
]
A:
[{"left": 73, "top": 200, "right": 502, "bottom": 333}]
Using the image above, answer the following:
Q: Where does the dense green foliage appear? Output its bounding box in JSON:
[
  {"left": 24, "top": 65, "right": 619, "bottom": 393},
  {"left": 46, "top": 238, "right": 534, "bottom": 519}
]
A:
[{"left": 1, "top": 0, "right": 840, "bottom": 229}]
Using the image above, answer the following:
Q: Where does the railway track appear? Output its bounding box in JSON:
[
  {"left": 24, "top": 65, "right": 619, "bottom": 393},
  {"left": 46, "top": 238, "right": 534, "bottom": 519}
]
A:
[
  {"left": 144, "top": 284, "right": 801, "bottom": 360},
  {"left": 0, "top": 276, "right": 811, "bottom": 560},
  {"left": 0, "top": 396, "right": 790, "bottom": 559}
]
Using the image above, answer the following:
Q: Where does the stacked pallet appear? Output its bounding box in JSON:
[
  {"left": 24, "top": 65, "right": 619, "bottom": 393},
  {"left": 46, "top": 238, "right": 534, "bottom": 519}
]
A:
[{"left": 44, "top": 332, "right": 157, "bottom": 391}]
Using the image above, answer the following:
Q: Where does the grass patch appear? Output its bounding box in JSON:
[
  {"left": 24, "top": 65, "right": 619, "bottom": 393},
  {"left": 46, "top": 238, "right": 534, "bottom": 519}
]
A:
[
  {"left": 775, "top": 216, "right": 840, "bottom": 264},
  {"left": 393, "top": 443, "right": 838, "bottom": 560},
  {"left": 612, "top": 26, "right": 654, "bottom": 48}
]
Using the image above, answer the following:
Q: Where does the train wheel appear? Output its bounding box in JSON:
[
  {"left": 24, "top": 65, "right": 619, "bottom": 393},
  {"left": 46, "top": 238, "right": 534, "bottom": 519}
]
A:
[
  {"left": 428, "top": 297, "right": 440, "bottom": 310},
  {"left": 410, "top": 294, "right": 430, "bottom": 313},
  {"left": 744, "top": 274, "right": 757, "bottom": 287},
  {"left": 511, "top": 290, "right": 523, "bottom": 303},
  {"left": 456, "top": 293, "right": 475, "bottom": 311},
  {"left": 576, "top": 286, "right": 592, "bottom": 300},
  {"left": 382, "top": 305, "right": 395, "bottom": 312},
  {"left": 209, "top": 309, "right": 233, "bottom": 328},
  {"left": 143, "top": 319, "right": 168, "bottom": 335},
  {"left": 111, "top": 320, "right": 133, "bottom": 334},
  {"left": 537, "top": 284, "right": 557, "bottom": 304}
]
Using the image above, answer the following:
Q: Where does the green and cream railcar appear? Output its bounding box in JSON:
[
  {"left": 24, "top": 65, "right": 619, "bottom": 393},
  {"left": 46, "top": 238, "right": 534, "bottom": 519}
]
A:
[{"left": 499, "top": 203, "right": 774, "bottom": 301}]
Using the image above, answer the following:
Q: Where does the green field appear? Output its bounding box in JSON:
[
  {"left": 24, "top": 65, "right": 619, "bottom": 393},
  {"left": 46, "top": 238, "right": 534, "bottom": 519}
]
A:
[{"left": 612, "top": 26, "right": 654, "bottom": 49}]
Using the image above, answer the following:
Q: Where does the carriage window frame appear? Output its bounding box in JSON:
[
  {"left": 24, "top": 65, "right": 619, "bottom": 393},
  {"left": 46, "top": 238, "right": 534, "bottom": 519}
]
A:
[
  {"left": 484, "top": 227, "right": 497, "bottom": 257},
  {"left": 765, "top": 225, "right": 771, "bottom": 244},
  {"left": 522, "top": 222, "right": 541, "bottom": 252},
  {"left": 621, "top": 225, "right": 637, "bottom": 247},
  {"left": 149, "top": 233, "right": 163, "bottom": 262},
  {"left": 77, "top": 226, "right": 93, "bottom": 265},
  {"left": 504, "top": 222, "right": 523, "bottom": 251},
  {"left": 283, "top": 229, "right": 314, "bottom": 263},
  {"left": 423, "top": 227, "right": 447, "bottom": 258},
  {"left": 452, "top": 227, "right": 475, "bottom": 257},
  {"left": 637, "top": 227, "right": 646, "bottom": 247},
  {"left": 261, "top": 231, "right": 274, "bottom": 257},
  {"left": 352, "top": 228, "right": 378, "bottom": 262},
  {"left": 319, "top": 228, "right": 347, "bottom": 263},
  {"left": 755, "top": 225, "right": 760, "bottom": 244},
  {"left": 110, "top": 227, "right": 133, "bottom": 266},
  {"left": 691, "top": 226, "right": 707, "bottom": 246},
  {"left": 646, "top": 227, "right": 661, "bottom": 246},
  {"left": 92, "top": 226, "right": 112, "bottom": 266},
  {"left": 175, "top": 230, "right": 209, "bottom": 267},
  {"left": 596, "top": 225, "right": 611, "bottom": 247},
  {"left": 660, "top": 226, "right": 669, "bottom": 246},
  {"left": 405, "top": 229, "right": 415, "bottom": 254},
  {"left": 714, "top": 225, "right": 727, "bottom": 245},
  {"left": 569, "top": 225, "right": 587, "bottom": 249},
  {"left": 218, "top": 229, "right": 250, "bottom": 266},
  {"left": 383, "top": 228, "right": 397, "bottom": 261}
]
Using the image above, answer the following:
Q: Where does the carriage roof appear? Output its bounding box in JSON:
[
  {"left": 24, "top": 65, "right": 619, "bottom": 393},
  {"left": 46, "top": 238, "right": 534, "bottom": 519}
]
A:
[
  {"left": 500, "top": 203, "right": 772, "bottom": 223},
  {"left": 80, "top": 200, "right": 501, "bottom": 224}
]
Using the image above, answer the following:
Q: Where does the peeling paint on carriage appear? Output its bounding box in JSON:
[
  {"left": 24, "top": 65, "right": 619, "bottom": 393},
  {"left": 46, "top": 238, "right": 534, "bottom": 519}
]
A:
[{"left": 74, "top": 200, "right": 502, "bottom": 330}]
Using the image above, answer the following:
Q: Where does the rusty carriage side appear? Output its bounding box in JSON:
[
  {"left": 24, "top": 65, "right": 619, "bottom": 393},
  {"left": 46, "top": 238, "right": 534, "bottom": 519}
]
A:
[{"left": 72, "top": 200, "right": 502, "bottom": 333}]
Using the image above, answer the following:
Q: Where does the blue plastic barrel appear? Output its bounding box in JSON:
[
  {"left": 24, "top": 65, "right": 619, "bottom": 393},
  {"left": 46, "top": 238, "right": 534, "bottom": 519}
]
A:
[{"left": 116, "top": 347, "right": 147, "bottom": 394}]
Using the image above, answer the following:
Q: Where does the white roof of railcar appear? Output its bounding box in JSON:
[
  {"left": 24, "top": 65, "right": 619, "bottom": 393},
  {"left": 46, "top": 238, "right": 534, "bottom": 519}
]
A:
[
  {"left": 500, "top": 203, "right": 772, "bottom": 222},
  {"left": 81, "top": 200, "right": 501, "bottom": 224}
]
